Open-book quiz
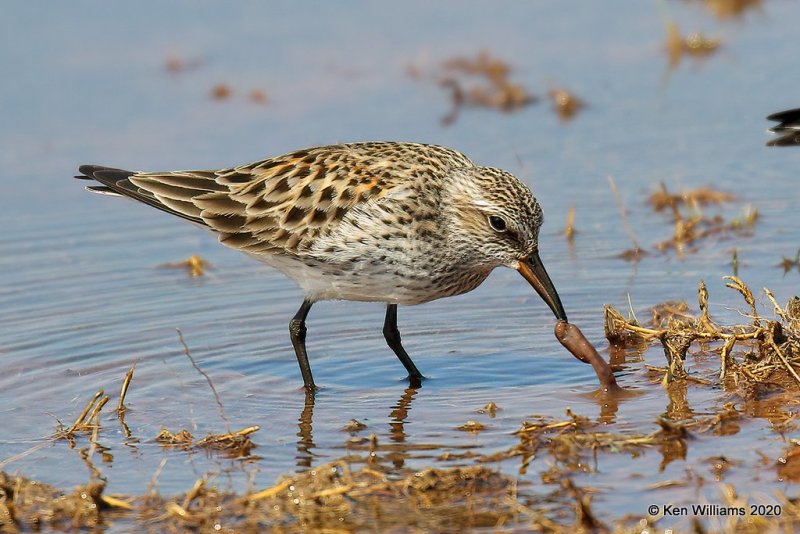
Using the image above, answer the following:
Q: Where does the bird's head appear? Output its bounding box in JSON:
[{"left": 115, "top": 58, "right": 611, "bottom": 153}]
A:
[{"left": 442, "top": 166, "right": 568, "bottom": 321}]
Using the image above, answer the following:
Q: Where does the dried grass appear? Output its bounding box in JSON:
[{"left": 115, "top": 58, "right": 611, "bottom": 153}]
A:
[{"left": 605, "top": 276, "right": 800, "bottom": 391}]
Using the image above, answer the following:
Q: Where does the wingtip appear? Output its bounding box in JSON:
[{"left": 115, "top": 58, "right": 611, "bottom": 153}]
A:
[
  {"left": 77, "top": 165, "right": 134, "bottom": 179},
  {"left": 78, "top": 164, "right": 101, "bottom": 177},
  {"left": 766, "top": 108, "right": 800, "bottom": 122}
]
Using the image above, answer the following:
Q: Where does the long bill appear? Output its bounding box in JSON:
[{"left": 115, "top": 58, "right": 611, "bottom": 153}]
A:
[{"left": 516, "top": 253, "right": 568, "bottom": 322}]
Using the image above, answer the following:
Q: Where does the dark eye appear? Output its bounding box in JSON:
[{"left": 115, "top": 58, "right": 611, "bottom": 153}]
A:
[{"left": 488, "top": 215, "right": 507, "bottom": 232}]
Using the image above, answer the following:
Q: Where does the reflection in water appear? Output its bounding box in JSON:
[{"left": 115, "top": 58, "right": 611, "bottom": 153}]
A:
[
  {"left": 388, "top": 387, "right": 419, "bottom": 469},
  {"left": 294, "top": 386, "right": 421, "bottom": 471},
  {"left": 658, "top": 419, "right": 689, "bottom": 472},
  {"left": 743, "top": 389, "right": 800, "bottom": 431},
  {"left": 296, "top": 391, "right": 316, "bottom": 469},
  {"left": 587, "top": 383, "right": 643, "bottom": 425},
  {"left": 595, "top": 392, "right": 620, "bottom": 425},
  {"left": 663, "top": 380, "right": 695, "bottom": 421},
  {"left": 657, "top": 381, "right": 694, "bottom": 471}
]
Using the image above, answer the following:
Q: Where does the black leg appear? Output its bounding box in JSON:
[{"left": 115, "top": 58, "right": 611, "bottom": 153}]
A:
[
  {"left": 383, "top": 304, "right": 424, "bottom": 386},
  {"left": 289, "top": 299, "right": 315, "bottom": 390}
]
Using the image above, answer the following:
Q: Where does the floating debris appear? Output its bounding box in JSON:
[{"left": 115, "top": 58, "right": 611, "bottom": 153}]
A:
[
  {"left": 563, "top": 205, "right": 577, "bottom": 241},
  {"left": 165, "top": 55, "right": 205, "bottom": 74},
  {"left": 456, "top": 420, "right": 487, "bottom": 433},
  {"left": 159, "top": 255, "right": 212, "bottom": 277},
  {"left": 156, "top": 427, "right": 194, "bottom": 447},
  {"left": 548, "top": 88, "right": 585, "bottom": 122},
  {"left": 613, "top": 182, "right": 756, "bottom": 261},
  {"left": 478, "top": 401, "right": 499, "bottom": 417},
  {"left": 694, "top": 0, "right": 763, "bottom": 21},
  {"left": 156, "top": 426, "right": 259, "bottom": 458},
  {"left": 651, "top": 183, "right": 756, "bottom": 259},
  {"left": 411, "top": 51, "right": 536, "bottom": 125},
  {"left": 665, "top": 21, "right": 721, "bottom": 70},
  {"left": 210, "top": 84, "right": 269, "bottom": 106},
  {"left": 648, "top": 186, "right": 734, "bottom": 211},
  {"left": 342, "top": 419, "right": 368, "bottom": 432},
  {"left": 779, "top": 249, "right": 800, "bottom": 274},
  {"left": 248, "top": 89, "right": 268, "bottom": 104},
  {"left": 210, "top": 84, "right": 232, "bottom": 100}
]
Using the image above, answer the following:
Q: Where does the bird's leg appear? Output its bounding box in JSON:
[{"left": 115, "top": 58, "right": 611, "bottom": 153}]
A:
[
  {"left": 383, "top": 304, "right": 424, "bottom": 386},
  {"left": 289, "top": 299, "right": 316, "bottom": 391}
]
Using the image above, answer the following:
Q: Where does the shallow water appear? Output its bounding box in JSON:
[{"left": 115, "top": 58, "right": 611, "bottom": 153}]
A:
[{"left": 2, "top": 0, "right": 800, "bottom": 529}]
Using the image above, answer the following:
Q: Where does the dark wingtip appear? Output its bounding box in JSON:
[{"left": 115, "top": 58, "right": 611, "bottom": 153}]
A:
[
  {"left": 766, "top": 108, "right": 800, "bottom": 122},
  {"left": 78, "top": 164, "right": 132, "bottom": 177},
  {"left": 767, "top": 133, "right": 800, "bottom": 147},
  {"left": 766, "top": 108, "right": 800, "bottom": 146},
  {"left": 78, "top": 164, "right": 98, "bottom": 176}
]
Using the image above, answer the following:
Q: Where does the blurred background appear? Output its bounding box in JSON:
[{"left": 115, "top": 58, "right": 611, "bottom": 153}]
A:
[{"left": 2, "top": 0, "right": 799, "bottom": 528}]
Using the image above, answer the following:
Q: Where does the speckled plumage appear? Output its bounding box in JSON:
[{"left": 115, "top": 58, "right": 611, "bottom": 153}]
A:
[{"left": 77, "top": 141, "right": 565, "bottom": 389}]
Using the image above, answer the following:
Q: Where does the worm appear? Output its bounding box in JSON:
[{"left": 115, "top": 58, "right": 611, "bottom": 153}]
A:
[{"left": 555, "top": 320, "right": 622, "bottom": 393}]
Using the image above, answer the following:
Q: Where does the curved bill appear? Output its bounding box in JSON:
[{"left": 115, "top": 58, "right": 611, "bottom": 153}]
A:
[{"left": 516, "top": 253, "right": 568, "bottom": 321}]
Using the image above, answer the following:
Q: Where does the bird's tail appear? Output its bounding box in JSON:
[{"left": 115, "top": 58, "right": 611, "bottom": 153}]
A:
[{"left": 75, "top": 165, "right": 207, "bottom": 225}]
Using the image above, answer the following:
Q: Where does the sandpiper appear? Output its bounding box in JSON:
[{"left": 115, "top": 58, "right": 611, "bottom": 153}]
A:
[
  {"left": 767, "top": 108, "right": 800, "bottom": 146},
  {"left": 77, "top": 142, "right": 567, "bottom": 390}
]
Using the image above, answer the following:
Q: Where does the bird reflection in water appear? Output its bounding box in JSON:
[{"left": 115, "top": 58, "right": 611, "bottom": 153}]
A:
[
  {"left": 294, "top": 386, "right": 420, "bottom": 471},
  {"left": 296, "top": 391, "right": 316, "bottom": 469},
  {"left": 387, "top": 387, "right": 419, "bottom": 469}
]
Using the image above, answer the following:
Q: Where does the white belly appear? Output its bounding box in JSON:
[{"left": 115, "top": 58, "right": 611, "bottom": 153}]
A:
[{"left": 252, "top": 252, "right": 491, "bottom": 305}]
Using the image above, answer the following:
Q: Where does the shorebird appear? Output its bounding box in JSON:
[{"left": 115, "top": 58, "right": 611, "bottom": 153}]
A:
[
  {"left": 767, "top": 108, "right": 800, "bottom": 146},
  {"left": 77, "top": 142, "right": 567, "bottom": 390}
]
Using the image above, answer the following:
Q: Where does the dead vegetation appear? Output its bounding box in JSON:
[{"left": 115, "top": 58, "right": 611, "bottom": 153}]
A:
[
  {"left": 51, "top": 330, "right": 259, "bottom": 463},
  {"left": 0, "top": 472, "right": 131, "bottom": 531},
  {"left": 156, "top": 426, "right": 259, "bottom": 458},
  {"left": 209, "top": 84, "right": 268, "bottom": 105},
  {"left": 433, "top": 51, "right": 536, "bottom": 125},
  {"left": 164, "top": 55, "right": 205, "bottom": 74},
  {"left": 651, "top": 183, "right": 757, "bottom": 259},
  {"left": 548, "top": 88, "right": 585, "bottom": 122},
  {"left": 648, "top": 185, "right": 734, "bottom": 211},
  {"left": 612, "top": 182, "right": 757, "bottom": 261},
  {"left": 779, "top": 249, "right": 800, "bottom": 275},
  {"left": 0, "top": 461, "right": 529, "bottom": 532},
  {"left": 605, "top": 276, "right": 800, "bottom": 391},
  {"left": 159, "top": 255, "right": 212, "bottom": 277},
  {"left": 563, "top": 204, "right": 577, "bottom": 241},
  {"left": 658, "top": 1, "right": 724, "bottom": 73},
  {"left": 210, "top": 83, "right": 232, "bottom": 101},
  {"left": 411, "top": 52, "right": 588, "bottom": 126},
  {"left": 665, "top": 22, "right": 721, "bottom": 70},
  {"left": 688, "top": 0, "right": 763, "bottom": 21}
]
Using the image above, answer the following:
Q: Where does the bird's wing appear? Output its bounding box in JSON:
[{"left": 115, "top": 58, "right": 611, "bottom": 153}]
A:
[
  {"left": 767, "top": 108, "right": 800, "bottom": 146},
  {"left": 79, "top": 142, "right": 473, "bottom": 256}
]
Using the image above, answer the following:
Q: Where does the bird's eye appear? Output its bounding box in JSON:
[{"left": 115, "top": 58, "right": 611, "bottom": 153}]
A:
[{"left": 488, "top": 215, "right": 507, "bottom": 232}]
